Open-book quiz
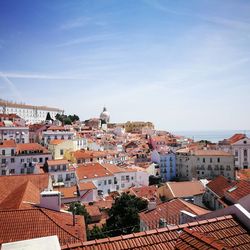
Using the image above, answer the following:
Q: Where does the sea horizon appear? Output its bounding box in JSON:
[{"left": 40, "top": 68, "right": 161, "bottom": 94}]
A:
[{"left": 171, "top": 129, "right": 250, "bottom": 143}]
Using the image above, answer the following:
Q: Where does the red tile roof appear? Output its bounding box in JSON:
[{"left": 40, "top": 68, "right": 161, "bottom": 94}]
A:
[
  {"left": 0, "top": 181, "right": 40, "bottom": 210},
  {"left": 54, "top": 186, "right": 78, "bottom": 199},
  {"left": 175, "top": 228, "right": 230, "bottom": 249},
  {"left": 166, "top": 181, "right": 205, "bottom": 199},
  {"left": 85, "top": 205, "right": 101, "bottom": 218},
  {"left": 228, "top": 133, "right": 246, "bottom": 144},
  {"left": 47, "top": 159, "right": 69, "bottom": 166},
  {"left": 74, "top": 150, "right": 107, "bottom": 160},
  {"left": 61, "top": 215, "right": 250, "bottom": 249},
  {"left": 140, "top": 198, "right": 210, "bottom": 229},
  {"left": 76, "top": 163, "right": 113, "bottom": 180},
  {"left": 129, "top": 185, "right": 158, "bottom": 201},
  {"left": 236, "top": 169, "right": 250, "bottom": 181},
  {"left": 0, "top": 208, "right": 86, "bottom": 246},
  {"left": 0, "top": 139, "right": 16, "bottom": 148},
  {"left": 47, "top": 126, "right": 66, "bottom": 131},
  {"left": 49, "top": 139, "right": 66, "bottom": 145},
  {"left": 194, "top": 150, "right": 232, "bottom": 157},
  {"left": 206, "top": 176, "right": 236, "bottom": 198},
  {"left": 102, "top": 163, "right": 136, "bottom": 173},
  {"left": 16, "top": 143, "right": 49, "bottom": 154},
  {"left": 0, "top": 174, "right": 50, "bottom": 206},
  {"left": 78, "top": 182, "right": 97, "bottom": 191},
  {"left": 224, "top": 181, "right": 250, "bottom": 203}
]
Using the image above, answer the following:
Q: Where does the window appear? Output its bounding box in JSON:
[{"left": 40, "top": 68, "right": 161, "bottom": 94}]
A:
[
  {"left": 11, "top": 158, "right": 15, "bottom": 163},
  {"left": 21, "top": 168, "right": 24, "bottom": 174},
  {"left": 10, "top": 169, "right": 15, "bottom": 174},
  {"left": 2, "top": 150, "right": 5, "bottom": 156},
  {"left": 244, "top": 149, "right": 247, "bottom": 157},
  {"left": 121, "top": 183, "right": 125, "bottom": 188},
  {"left": 235, "top": 150, "right": 238, "bottom": 157},
  {"left": 39, "top": 158, "right": 43, "bottom": 163},
  {"left": 121, "top": 176, "right": 125, "bottom": 181},
  {"left": 58, "top": 174, "right": 63, "bottom": 182},
  {"left": 210, "top": 158, "right": 212, "bottom": 163},
  {"left": 71, "top": 173, "right": 75, "bottom": 178},
  {"left": 108, "top": 179, "right": 112, "bottom": 184},
  {"left": 203, "top": 158, "right": 205, "bottom": 163},
  {"left": 1, "top": 170, "right": 6, "bottom": 175},
  {"left": 60, "top": 149, "right": 64, "bottom": 156},
  {"left": 217, "top": 158, "right": 220, "bottom": 163},
  {"left": 63, "top": 165, "right": 66, "bottom": 171},
  {"left": 104, "top": 180, "right": 107, "bottom": 185}
]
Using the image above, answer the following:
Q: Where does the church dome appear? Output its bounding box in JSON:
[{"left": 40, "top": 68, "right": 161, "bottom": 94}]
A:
[{"left": 100, "top": 107, "right": 110, "bottom": 123}]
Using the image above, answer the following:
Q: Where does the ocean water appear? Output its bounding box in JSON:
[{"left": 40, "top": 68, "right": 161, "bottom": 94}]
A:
[{"left": 171, "top": 130, "right": 250, "bottom": 143}]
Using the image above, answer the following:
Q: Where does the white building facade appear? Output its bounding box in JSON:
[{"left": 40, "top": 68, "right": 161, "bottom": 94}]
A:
[
  {"left": 231, "top": 138, "right": 250, "bottom": 169},
  {"left": 0, "top": 99, "right": 64, "bottom": 124}
]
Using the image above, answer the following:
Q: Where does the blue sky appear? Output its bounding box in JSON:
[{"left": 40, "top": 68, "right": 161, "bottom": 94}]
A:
[{"left": 0, "top": 0, "right": 250, "bottom": 130}]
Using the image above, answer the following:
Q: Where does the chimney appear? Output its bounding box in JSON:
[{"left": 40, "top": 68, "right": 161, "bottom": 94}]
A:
[
  {"left": 180, "top": 210, "right": 197, "bottom": 224},
  {"left": 147, "top": 198, "right": 157, "bottom": 211},
  {"left": 40, "top": 191, "right": 61, "bottom": 211}
]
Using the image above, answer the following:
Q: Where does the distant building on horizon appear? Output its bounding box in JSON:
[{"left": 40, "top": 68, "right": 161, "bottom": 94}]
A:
[{"left": 0, "top": 99, "right": 64, "bottom": 124}]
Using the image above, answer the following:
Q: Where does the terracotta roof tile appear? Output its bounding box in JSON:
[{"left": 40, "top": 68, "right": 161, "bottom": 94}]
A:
[
  {"left": 49, "top": 139, "right": 66, "bottom": 145},
  {"left": 0, "top": 181, "right": 40, "bottom": 210},
  {"left": 78, "top": 182, "right": 97, "bottom": 191},
  {"left": 0, "top": 208, "right": 86, "bottom": 246},
  {"left": 175, "top": 228, "right": 230, "bottom": 249},
  {"left": 0, "top": 174, "right": 50, "bottom": 205},
  {"left": 194, "top": 150, "right": 232, "bottom": 157},
  {"left": 0, "top": 139, "right": 16, "bottom": 148},
  {"left": 54, "top": 186, "right": 78, "bottom": 199},
  {"left": 61, "top": 215, "right": 250, "bottom": 250},
  {"left": 140, "top": 199, "right": 210, "bottom": 230},
  {"left": 16, "top": 143, "right": 49, "bottom": 154},
  {"left": 47, "top": 159, "right": 69, "bottom": 166},
  {"left": 166, "top": 181, "right": 205, "bottom": 199},
  {"left": 76, "top": 163, "right": 113, "bottom": 180},
  {"left": 236, "top": 169, "right": 250, "bottom": 181},
  {"left": 206, "top": 176, "right": 236, "bottom": 198},
  {"left": 228, "top": 134, "right": 246, "bottom": 144},
  {"left": 224, "top": 181, "right": 250, "bottom": 202}
]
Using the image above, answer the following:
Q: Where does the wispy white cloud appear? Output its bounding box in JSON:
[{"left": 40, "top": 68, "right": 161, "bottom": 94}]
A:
[
  {"left": 60, "top": 16, "right": 108, "bottom": 30},
  {"left": 0, "top": 72, "right": 93, "bottom": 80},
  {"left": 60, "top": 17, "right": 93, "bottom": 30},
  {"left": 55, "top": 33, "right": 121, "bottom": 47},
  {"left": 144, "top": 0, "right": 250, "bottom": 31},
  {"left": 0, "top": 72, "right": 22, "bottom": 100}
]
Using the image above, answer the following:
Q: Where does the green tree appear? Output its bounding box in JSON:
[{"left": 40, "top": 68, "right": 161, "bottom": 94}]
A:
[
  {"left": 68, "top": 202, "right": 91, "bottom": 225},
  {"left": 106, "top": 193, "right": 148, "bottom": 236},
  {"left": 87, "top": 225, "right": 108, "bottom": 241}
]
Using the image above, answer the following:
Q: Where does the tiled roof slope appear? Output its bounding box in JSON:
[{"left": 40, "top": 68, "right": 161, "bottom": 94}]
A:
[
  {"left": 140, "top": 198, "right": 210, "bottom": 229},
  {"left": 61, "top": 215, "right": 250, "bottom": 250},
  {"left": 0, "top": 174, "right": 50, "bottom": 205},
  {"left": 0, "top": 208, "right": 86, "bottom": 246},
  {"left": 0, "top": 181, "right": 40, "bottom": 210},
  {"left": 224, "top": 181, "right": 250, "bottom": 203},
  {"left": 166, "top": 181, "right": 205, "bottom": 199},
  {"left": 175, "top": 228, "right": 230, "bottom": 250},
  {"left": 206, "top": 176, "right": 235, "bottom": 198}
]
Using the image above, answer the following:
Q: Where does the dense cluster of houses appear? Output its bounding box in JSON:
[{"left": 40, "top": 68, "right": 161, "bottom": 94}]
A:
[{"left": 0, "top": 107, "right": 249, "bottom": 249}]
